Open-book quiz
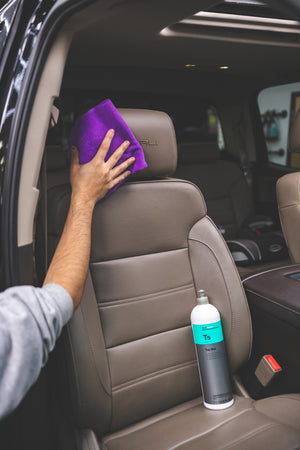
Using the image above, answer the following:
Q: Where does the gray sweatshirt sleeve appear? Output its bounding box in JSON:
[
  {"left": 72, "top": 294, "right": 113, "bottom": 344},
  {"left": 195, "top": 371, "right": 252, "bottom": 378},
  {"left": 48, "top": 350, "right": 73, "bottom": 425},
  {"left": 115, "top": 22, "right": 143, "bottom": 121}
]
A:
[{"left": 0, "top": 283, "right": 73, "bottom": 419}]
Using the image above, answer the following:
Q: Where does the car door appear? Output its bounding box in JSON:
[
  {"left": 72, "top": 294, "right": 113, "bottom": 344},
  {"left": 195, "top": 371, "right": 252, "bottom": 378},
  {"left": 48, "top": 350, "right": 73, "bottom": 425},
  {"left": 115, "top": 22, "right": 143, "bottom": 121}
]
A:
[{"left": 0, "top": 0, "right": 94, "bottom": 292}]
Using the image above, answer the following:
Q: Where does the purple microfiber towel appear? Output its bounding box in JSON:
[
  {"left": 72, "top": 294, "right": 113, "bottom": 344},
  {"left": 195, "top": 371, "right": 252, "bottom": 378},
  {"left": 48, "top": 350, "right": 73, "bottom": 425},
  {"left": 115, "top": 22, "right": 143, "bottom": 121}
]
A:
[{"left": 68, "top": 99, "right": 147, "bottom": 198}]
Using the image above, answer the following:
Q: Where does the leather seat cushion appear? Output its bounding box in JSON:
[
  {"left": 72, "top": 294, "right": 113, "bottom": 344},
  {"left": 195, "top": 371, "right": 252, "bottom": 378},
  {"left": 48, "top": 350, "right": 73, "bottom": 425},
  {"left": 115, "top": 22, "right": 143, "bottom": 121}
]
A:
[{"left": 101, "top": 394, "right": 300, "bottom": 450}]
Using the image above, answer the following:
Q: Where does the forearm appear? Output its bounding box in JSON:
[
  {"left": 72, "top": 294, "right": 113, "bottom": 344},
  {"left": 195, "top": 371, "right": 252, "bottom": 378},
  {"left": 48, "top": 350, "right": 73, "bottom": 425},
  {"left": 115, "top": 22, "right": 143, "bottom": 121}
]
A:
[
  {"left": 44, "top": 132, "right": 134, "bottom": 310},
  {"left": 0, "top": 284, "right": 72, "bottom": 419},
  {"left": 43, "top": 194, "right": 94, "bottom": 310}
]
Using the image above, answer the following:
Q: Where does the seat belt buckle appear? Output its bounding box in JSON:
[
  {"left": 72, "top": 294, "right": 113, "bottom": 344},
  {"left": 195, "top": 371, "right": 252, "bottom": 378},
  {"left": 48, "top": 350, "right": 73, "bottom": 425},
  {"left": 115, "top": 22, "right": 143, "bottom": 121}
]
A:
[{"left": 255, "top": 355, "right": 282, "bottom": 387}]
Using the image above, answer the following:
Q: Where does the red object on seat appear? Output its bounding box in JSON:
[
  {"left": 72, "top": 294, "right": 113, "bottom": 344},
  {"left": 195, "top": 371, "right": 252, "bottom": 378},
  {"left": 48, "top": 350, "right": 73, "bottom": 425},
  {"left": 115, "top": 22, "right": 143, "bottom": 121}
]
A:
[{"left": 265, "top": 355, "right": 282, "bottom": 372}]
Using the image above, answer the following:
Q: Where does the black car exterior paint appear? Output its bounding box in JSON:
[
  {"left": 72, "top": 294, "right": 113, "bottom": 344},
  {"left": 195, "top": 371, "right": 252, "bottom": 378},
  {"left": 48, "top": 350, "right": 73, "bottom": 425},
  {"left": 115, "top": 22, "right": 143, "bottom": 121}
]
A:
[
  {"left": 0, "top": 0, "right": 96, "bottom": 289},
  {"left": 0, "top": 0, "right": 56, "bottom": 289},
  {"left": 0, "top": 0, "right": 20, "bottom": 64}
]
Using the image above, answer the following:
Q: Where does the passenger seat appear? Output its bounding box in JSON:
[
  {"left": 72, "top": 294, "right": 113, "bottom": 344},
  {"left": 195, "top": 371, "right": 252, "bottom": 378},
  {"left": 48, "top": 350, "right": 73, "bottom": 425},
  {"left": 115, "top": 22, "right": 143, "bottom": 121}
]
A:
[
  {"left": 277, "top": 108, "right": 300, "bottom": 264},
  {"left": 174, "top": 141, "right": 290, "bottom": 277},
  {"left": 47, "top": 110, "right": 300, "bottom": 449},
  {"left": 174, "top": 141, "right": 252, "bottom": 239}
]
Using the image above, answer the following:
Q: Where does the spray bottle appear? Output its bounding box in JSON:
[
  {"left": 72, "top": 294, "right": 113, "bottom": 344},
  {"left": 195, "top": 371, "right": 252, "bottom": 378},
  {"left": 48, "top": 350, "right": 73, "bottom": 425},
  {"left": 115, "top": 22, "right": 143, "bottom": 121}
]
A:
[{"left": 191, "top": 289, "right": 234, "bottom": 410}]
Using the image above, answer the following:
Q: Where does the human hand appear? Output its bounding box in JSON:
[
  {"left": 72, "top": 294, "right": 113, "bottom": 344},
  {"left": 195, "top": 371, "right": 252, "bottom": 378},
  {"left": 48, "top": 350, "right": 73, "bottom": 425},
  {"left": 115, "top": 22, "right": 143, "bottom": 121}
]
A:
[{"left": 70, "top": 129, "right": 135, "bottom": 207}]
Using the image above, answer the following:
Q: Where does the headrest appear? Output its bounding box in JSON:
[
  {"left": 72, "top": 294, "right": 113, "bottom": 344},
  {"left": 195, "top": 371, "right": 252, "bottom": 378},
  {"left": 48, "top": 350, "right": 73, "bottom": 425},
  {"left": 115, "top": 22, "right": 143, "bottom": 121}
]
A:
[
  {"left": 178, "top": 141, "right": 220, "bottom": 164},
  {"left": 289, "top": 108, "right": 300, "bottom": 153},
  {"left": 277, "top": 172, "right": 300, "bottom": 208},
  {"left": 119, "top": 109, "right": 177, "bottom": 178}
]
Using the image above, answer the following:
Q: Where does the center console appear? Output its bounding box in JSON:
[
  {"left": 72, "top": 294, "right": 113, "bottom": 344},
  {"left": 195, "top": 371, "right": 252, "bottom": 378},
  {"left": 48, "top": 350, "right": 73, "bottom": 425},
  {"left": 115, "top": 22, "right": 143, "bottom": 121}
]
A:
[{"left": 241, "top": 264, "right": 300, "bottom": 397}]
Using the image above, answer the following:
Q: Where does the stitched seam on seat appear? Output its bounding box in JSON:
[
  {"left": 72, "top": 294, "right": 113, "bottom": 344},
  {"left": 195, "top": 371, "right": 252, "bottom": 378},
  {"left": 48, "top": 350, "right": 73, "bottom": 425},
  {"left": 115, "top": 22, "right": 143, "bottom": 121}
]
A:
[
  {"left": 271, "top": 394, "right": 300, "bottom": 402},
  {"left": 112, "top": 360, "right": 198, "bottom": 392},
  {"left": 220, "top": 423, "right": 277, "bottom": 450},
  {"left": 279, "top": 202, "right": 300, "bottom": 209},
  {"left": 97, "top": 283, "right": 195, "bottom": 307},
  {"left": 102, "top": 406, "right": 253, "bottom": 447},
  {"left": 167, "top": 177, "right": 207, "bottom": 211},
  {"left": 168, "top": 411, "right": 272, "bottom": 450},
  {"left": 189, "top": 219, "right": 253, "bottom": 362},
  {"left": 101, "top": 400, "right": 203, "bottom": 444},
  {"left": 188, "top": 237, "right": 234, "bottom": 343},
  {"left": 105, "top": 324, "right": 192, "bottom": 350},
  {"left": 254, "top": 395, "right": 300, "bottom": 431},
  {"left": 90, "top": 247, "right": 189, "bottom": 264},
  {"left": 90, "top": 246, "right": 190, "bottom": 264},
  {"left": 242, "top": 264, "right": 294, "bottom": 283},
  {"left": 246, "top": 288, "right": 300, "bottom": 316}
]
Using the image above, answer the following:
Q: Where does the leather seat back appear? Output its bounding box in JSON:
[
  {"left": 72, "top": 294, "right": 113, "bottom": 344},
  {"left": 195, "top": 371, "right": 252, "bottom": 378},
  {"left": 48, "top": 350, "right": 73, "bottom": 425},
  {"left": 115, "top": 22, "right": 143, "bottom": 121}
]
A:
[
  {"left": 47, "top": 110, "right": 252, "bottom": 437},
  {"left": 174, "top": 142, "right": 253, "bottom": 239},
  {"left": 277, "top": 171, "right": 300, "bottom": 263},
  {"left": 277, "top": 109, "right": 300, "bottom": 263}
]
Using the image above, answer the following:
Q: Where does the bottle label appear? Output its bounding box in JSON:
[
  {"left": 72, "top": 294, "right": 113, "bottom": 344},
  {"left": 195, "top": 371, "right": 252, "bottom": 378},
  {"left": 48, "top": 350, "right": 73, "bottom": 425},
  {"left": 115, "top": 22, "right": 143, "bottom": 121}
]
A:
[
  {"left": 192, "top": 320, "right": 223, "bottom": 345},
  {"left": 195, "top": 340, "right": 233, "bottom": 405}
]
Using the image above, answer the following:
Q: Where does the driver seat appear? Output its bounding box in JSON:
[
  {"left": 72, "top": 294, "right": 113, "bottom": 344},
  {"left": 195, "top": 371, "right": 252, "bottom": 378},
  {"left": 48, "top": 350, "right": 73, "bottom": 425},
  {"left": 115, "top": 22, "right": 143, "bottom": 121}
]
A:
[{"left": 47, "top": 109, "right": 300, "bottom": 449}]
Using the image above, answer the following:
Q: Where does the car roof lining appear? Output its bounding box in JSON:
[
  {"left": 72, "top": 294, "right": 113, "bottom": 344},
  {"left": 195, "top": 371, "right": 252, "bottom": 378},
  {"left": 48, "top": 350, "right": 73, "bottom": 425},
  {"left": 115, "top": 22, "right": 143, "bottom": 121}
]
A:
[{"left": 65, "top": 0, "right": 300, "bottom": 82}]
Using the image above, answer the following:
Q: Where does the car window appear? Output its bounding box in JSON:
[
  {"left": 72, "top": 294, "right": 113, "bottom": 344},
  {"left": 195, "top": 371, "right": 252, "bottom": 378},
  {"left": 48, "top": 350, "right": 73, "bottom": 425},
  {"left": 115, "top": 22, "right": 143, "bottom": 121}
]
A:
[
  {"left": 174, "top": 105, "right": 225, "bottom": 151},
  {"left": 258, "top": 81, "right": 300, "bottom": 168}
]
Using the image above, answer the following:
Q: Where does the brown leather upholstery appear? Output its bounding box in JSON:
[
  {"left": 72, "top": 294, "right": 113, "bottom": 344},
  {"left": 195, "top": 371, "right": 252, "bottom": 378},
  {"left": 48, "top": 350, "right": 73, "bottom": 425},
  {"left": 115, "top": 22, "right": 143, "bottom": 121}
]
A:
[
  {"left": 243, "top": 263, "right": 300, "bottom": 328},
  {"left": 174, "top": 142, "right": 290, "bottom": 277},
  {"left": 101, "top": 395, "right": 300, "bottom": 450},
  {"left": 48, "top": 109, "right": 300, "bottom": 448},
  {"left": 277, "top": 172, "right": 300, "bottom": 263},
  {"left": 119, "top": 108, "right": 177, "bottom": 179}
]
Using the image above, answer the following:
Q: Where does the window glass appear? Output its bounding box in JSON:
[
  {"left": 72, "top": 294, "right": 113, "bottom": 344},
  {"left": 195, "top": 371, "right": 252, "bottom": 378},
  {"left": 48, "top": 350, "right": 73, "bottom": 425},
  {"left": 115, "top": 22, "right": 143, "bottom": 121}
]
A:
[
  {"left": 258, "top": 81, "right": 300, "bottom": 167},
  {"left": 175, "top": 105, "right": 225, "bottom": 151}
]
